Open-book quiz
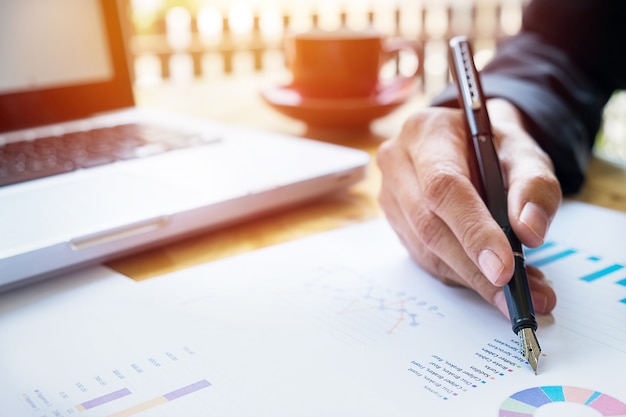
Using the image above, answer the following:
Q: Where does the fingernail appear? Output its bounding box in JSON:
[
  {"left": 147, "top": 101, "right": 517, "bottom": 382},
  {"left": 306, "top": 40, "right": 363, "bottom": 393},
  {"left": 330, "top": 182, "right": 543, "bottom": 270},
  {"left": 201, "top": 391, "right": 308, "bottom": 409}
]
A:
[
  {"left": 520, "top": 202, "right": 548, "bottom": 243},
  {"left": 479, "top": 249, "right": 505, "bottom": 285},
  {"left": 493, "top": 290, "right": 509, "bottom": 318}
]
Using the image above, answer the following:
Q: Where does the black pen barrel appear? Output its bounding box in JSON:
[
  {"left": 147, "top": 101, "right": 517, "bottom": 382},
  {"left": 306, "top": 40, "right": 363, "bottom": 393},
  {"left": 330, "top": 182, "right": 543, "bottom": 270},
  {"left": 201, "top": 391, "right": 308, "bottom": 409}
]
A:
[
  {"left": 503, "top": 235, "right": 538, "bottom": 334},
  {"left": 449, "top": 34, "right": 539, "bottom": 339}
]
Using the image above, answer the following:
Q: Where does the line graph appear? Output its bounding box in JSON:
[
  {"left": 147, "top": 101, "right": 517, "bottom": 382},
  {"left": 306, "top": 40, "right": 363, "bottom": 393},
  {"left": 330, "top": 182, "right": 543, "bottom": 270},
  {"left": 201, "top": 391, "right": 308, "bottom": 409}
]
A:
[
  {"left": 337, "top": 286, "right": 423, "bottom": 334},
  {"left": 277, "top": 265, "right": 446, "bottom": 341}
]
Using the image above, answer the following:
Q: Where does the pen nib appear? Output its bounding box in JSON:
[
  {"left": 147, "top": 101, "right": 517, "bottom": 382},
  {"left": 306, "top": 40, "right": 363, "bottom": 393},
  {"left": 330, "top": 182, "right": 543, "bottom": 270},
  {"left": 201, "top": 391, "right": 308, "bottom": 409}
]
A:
[{"left": 518, "top": 328, "right": 541, "bottom": 374}]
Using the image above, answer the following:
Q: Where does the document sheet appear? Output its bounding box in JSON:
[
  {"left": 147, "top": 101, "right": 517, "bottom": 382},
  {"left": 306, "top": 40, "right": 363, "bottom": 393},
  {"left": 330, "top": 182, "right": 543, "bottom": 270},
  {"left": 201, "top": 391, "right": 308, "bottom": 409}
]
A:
[{"left": 1, "top": 201, "right": 625, "bottom": 417}]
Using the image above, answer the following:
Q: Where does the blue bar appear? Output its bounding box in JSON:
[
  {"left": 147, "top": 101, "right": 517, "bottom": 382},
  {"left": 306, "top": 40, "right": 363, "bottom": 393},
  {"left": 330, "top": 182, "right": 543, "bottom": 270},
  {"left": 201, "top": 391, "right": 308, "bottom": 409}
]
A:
[
  {"left": 531, "top": 249, "right": 577, "bottom": 267},
  {"left": 524, "top": 241, "right": 555, "bottom": 256},
  {"left": 580, "top": 264, "right": 625, "bottom": 282},
  {"left": 620, "top": 298, "right": 626, "bottom": 305},
  {"left": 617, "top": 278, "right": 626, "bottom": 286}
]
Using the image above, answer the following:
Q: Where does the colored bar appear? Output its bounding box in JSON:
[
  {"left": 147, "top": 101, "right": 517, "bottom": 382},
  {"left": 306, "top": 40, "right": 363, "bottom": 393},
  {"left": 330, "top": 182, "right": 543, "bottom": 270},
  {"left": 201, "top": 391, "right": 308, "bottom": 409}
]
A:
[
  {"left": 76, "top": 388, "right": 131, "bottom": 411},
  {"left": 523, "top": 242, "right": 555, "bottom": 256},
  {"left": 163, "top": 379, "right": 211, "bottom": 401},
  {"left": 580, "top": 264, "right": 624, "bottom": 282},
  {"left": 530, "top": 249, "right": 576, "bottom": 267},
  {"left": 106, "top": 380, "right": 211, "bottom": 417},
  {"left": 108, "top": 397, "right": 167, "bottom": 417},
  {"left": 616, "top": 278, "right": 626, "bottom": 286}
]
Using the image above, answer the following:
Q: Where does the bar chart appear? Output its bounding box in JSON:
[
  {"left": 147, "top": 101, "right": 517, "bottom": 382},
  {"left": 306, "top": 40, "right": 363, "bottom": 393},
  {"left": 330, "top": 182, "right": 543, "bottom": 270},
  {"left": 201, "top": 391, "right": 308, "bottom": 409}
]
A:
[
  {"left": 526, "top": 240, "right": 626, "bottom": 304},
  {"left": 4, "top": 203, "right": 626, "bottom": 416},
  {"left": 15, "top": 343, "right": 216, "bottom": 417},
  {"left": 104, "top": 380, "right": 210, "bottom": 417}
]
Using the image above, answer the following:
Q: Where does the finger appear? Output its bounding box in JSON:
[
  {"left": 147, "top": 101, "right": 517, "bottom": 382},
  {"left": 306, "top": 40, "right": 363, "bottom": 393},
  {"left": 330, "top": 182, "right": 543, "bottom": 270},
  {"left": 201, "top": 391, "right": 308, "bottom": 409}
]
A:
[
  {"left": 380, "top": 131, "right": 509, "bottom": 302},
  {"left": 506, "top": 150, "right": 561, "bottom": 248},
  {"left": 488, "top": 100, "right": 562, "bottom": 248},
  {"left": 381, "top": 190, "right": 461, "bottom": 287},
  {"left": 492, "top": 265, "right": 557, "bottom": 318},
  {"left": 526, "top": 265, "right": 557, "bottom": 314},
  {"left": 496, "top": 123, "right": 561, "bottom": 247},
  {"left": 378, "top": 138, "right": 457, "bottom": 282},
  {"left": 383, "top": 183, "right": 506, "bottom": 306},
  {"left": 407, "top": 111, "right": 515, "bottom": 287},
  {"left": 378, "top": 133, "right": 476, "bottom": 287}
]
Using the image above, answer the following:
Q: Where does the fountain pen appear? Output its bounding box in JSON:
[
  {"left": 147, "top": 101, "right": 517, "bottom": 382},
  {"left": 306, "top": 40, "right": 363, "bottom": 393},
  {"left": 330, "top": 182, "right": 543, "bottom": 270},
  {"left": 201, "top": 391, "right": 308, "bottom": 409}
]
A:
[{"left": 448, "top": 36, "right": 541, "bottom": 374}]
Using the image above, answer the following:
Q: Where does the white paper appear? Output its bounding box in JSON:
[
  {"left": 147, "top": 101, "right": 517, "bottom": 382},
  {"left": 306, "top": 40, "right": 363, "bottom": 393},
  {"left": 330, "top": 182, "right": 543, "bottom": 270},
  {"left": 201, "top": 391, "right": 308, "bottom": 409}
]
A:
[{"left": 1, "top": 201, "right": 625, "bottom": 417}]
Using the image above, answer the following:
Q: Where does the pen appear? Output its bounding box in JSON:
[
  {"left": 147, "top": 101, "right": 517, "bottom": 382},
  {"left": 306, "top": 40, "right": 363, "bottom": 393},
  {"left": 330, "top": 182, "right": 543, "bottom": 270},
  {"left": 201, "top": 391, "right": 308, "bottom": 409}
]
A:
[{"left": 448, "top": 36, "right": 541, "bottom": 374}]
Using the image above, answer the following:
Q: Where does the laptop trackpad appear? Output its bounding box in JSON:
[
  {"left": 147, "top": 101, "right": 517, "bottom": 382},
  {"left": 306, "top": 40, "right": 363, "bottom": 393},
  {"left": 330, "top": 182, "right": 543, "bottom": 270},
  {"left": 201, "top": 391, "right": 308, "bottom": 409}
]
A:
[{"left": 2, "top": 170, "right": 204, "bottom": 255}]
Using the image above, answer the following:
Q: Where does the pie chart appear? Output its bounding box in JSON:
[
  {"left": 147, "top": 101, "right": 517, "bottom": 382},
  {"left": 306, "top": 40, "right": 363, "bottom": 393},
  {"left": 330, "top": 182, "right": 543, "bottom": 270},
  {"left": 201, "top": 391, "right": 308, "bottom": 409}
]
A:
[{"left": 499, "top": 386, "right": 626, "bottom": 416}]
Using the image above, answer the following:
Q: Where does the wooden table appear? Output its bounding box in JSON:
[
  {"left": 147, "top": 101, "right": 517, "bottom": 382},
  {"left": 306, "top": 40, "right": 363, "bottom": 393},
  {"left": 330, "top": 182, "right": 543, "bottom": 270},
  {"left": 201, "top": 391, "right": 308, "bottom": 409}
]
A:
[{"left": 107, "top": 74, "right": 626, "bottom": 281}]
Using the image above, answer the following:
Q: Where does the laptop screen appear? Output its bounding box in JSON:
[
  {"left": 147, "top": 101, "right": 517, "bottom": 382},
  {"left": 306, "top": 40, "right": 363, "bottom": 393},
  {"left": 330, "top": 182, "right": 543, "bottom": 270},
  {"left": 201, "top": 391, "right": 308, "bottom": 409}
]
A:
[{"left": 0, "top": 0, "right": 134, "bottom": 132}]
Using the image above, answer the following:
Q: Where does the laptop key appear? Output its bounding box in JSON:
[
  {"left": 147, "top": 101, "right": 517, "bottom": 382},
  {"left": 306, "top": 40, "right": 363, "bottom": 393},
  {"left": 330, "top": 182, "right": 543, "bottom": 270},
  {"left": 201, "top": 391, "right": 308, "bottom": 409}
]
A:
[
  {"left": 0, "top": 123, "right": 218, "bottom": 187},
  {"left": 0, "top": 155, "right": 75, "bottom": 187}
]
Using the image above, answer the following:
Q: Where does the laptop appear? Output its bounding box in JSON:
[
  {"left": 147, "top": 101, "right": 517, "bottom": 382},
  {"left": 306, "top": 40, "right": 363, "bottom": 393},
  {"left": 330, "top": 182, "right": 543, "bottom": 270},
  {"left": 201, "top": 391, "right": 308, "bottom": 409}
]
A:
[{"left": 0, "top": 0, "right": 369, "bottom": 290}]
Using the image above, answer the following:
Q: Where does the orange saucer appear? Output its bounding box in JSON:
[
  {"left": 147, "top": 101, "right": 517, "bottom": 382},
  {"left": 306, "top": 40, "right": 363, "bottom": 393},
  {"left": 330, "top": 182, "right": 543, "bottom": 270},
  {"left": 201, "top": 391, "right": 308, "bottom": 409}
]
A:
[{"left": 260, "top": 78, "right": 417, "bottom": 128}]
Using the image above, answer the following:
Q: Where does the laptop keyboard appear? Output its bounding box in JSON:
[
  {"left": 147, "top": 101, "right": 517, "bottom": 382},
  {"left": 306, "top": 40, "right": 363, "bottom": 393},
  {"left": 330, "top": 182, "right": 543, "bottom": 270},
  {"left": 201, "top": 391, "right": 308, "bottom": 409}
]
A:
[{"left": 0, "top": 123, "right": 219, "bottom": 187}]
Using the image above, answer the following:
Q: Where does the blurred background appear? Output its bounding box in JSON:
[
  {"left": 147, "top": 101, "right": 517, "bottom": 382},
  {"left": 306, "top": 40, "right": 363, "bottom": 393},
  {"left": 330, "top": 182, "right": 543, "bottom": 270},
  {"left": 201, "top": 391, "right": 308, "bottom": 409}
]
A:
[
  {"left": 121, "top": 0, "right": 625, "bottom": 166},
  {"left": 123, "top": 0, "right": 524, "bottom": 95}
]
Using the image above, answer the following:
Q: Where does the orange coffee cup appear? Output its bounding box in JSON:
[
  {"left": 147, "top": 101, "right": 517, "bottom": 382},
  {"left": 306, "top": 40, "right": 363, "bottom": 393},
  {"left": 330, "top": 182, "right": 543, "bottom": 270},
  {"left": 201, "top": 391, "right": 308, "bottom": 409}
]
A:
[{"left": 284, "top": 27, "right": 421, "bottom": 99}]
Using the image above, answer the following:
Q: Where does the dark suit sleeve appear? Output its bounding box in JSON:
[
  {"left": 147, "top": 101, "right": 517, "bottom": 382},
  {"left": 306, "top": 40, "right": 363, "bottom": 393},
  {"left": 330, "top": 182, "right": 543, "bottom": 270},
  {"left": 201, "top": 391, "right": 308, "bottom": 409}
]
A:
[{"left": 432, "top": 0, "right": 626, "bottom": 194}]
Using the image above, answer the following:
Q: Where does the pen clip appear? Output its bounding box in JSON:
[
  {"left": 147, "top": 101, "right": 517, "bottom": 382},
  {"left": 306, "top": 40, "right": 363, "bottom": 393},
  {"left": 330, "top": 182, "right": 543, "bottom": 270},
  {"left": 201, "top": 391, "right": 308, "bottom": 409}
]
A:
[{"left": 450, "top": 37, "right": 482, "bottom": 111}]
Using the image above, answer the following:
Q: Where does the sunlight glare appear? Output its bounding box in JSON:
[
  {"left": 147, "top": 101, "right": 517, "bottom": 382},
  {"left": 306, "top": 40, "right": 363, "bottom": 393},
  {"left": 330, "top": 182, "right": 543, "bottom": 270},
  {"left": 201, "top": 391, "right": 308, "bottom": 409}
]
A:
[
  {"left": 197, "top": 6, "right": 223, "bottom": 46},
  {"left": 165, "top": 6, "right": 192, "bottom": 50},
  {"left": 229, "top": 3, "right": 254, "bottom": 35},
  {"left": 259, "top": 4, "right": 284, "bottom": 43}
]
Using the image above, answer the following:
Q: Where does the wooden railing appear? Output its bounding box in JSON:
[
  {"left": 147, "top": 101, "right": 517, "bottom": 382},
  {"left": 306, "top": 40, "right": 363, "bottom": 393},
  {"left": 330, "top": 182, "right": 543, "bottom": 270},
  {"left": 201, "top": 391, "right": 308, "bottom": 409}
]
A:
[{"left": 122, "top": 0, "right": 526, "bottom": 94}]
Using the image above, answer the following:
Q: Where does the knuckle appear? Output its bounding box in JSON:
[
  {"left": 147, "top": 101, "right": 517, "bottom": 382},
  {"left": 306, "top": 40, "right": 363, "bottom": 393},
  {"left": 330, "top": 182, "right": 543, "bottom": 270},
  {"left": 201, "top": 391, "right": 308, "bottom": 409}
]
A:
[
  {"left": 375, "top": 139, "right": 394, "bottom": 170},
  {"left": 411, "top": 208, "right": 445, "bottom": 250},
  {"left": 458, "top": 217, "right": 489, "bottom": 253},
  {"left": 421, "top": 168, "right": 463, "bottom": 212},
  {"left": 512, "top": 170, "right": 562, "bottom": 211},
  {"left": 402, "top": 111, "right": 429, "bottom": 131},
  {"left": 531, "top": 172, "right": 562, "bottom": 197}
]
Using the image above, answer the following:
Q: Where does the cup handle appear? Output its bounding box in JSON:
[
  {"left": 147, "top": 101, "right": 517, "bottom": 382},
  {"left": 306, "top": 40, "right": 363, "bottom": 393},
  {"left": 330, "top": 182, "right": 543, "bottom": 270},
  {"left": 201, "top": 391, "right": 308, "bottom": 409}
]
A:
[{"left": 381, "top": 37, "right": 423, "bottom": 85}]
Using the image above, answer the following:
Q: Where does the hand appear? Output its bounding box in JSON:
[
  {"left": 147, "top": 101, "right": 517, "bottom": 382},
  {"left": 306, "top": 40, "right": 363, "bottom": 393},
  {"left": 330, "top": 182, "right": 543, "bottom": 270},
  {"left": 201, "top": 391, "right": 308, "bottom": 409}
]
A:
[{"left": 376, "top": 99, "right": 561, "bottom": 316}]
